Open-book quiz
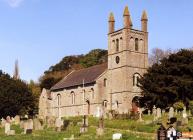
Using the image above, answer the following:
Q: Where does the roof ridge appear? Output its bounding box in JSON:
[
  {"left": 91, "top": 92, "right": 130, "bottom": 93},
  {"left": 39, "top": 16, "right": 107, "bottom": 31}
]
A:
[{"left": 73, "top": 63, "right": 107, "bottom": 73}]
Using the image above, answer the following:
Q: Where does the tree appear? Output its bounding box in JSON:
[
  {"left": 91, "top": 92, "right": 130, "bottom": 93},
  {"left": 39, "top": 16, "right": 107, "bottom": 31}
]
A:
[
  {"left": 139, "top": 49, "right": 193, "bottom": 109},
  {"left": 28, "top": 80, "right": 41, "bottom": 114},
  {"left": 0, "top": 71, "right": 35, "bottom": 118},
  {"left": 79, "top": 49, "right": 107, "bottom": 68},
  {"left": 39, "top": 49, "right": 107, "bottom": 89},
  {"left": 148, "top": 48, "right": 171, "bottom": 66}
]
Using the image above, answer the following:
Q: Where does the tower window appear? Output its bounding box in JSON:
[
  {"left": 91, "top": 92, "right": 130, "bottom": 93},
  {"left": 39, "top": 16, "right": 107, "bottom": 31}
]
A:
[
  {"left": 115, "top": 56, "right": 120, "bottom": 64},
  {"left": 116, "top": 39, "right": 119, "bottom": 52},
  {"left": 104, "top": 78, "right": 107, "bottom": 87},
  {"left": 133, "top": 73, "right": 141, "bottom": 87},
  {"left": 103, "top": 100, "right": 108, "bottom": 108},
  {"left": 135, "top": 38, "right": 139, "bottom": 51}
]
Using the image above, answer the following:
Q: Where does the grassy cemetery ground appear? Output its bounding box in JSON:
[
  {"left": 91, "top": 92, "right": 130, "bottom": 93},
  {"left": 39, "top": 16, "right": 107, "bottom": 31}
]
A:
[{"left": 0, "top": 113, "right": 192, "bottom": 140}]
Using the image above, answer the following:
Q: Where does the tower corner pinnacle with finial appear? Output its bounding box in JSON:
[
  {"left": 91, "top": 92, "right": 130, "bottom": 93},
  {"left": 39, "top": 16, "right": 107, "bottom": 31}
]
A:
[
  {"left": 109, "top": 12, "right": 115, "bottom": 22},
  {"left": 123, "top": 6, "right": 130, "bottom": 16},
  {"left": 141, "top": 10, "right": 148, "bottom": 21}
]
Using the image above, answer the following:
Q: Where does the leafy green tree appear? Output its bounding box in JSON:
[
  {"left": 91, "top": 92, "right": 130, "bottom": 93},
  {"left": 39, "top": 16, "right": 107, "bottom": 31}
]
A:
[
  {"left": 40, "top": 49, "right": 107, "bottom": 89},
  {"left": 0, "top": 71, "right": 35, "bottom": 118},
  {"left": 139, "top": 49, "right": 193, "bottom": 109},
  {"left": 28, "top": 80, "right": 41, "bottom": 114},
  {"left": 80, "top": 49, "right": 107, "bottom": 68}
]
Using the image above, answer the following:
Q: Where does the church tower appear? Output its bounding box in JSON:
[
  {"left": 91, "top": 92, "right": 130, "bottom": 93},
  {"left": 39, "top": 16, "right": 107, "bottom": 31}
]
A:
[
  {"left": 13, "top": 60, "right": 20, "bottom": 80},
  {"left": 107, "top": 6, "right": 148, "bottom": 113}
]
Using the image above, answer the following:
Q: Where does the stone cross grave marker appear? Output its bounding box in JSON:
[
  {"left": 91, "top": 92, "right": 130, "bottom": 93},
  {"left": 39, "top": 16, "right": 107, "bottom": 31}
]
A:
[
  {"left": 14, "top": 115, "right": 20, "bottom": 125},
  {"left": 153, "top": 105, "right": 157, "bottom": 121},
  {"left": 157, "top": 108, "right": 161, "bottom": 119},
  {"left": 55, "top": 117, "right": 63, "bottom": 132},
  {"left": 5, "top": 116, "right": 11, "bottom": 135},
  {"left": 169, "top": 107, "right": 174, "bottom": 119}
]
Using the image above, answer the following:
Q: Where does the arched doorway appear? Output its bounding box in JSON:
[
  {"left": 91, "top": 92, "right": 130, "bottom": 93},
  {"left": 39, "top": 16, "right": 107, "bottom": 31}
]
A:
[
  {"left": 86, "top": 100, "right": 90, "bottom": 115},
  {"left": 132, "top": 96, "right": 140, "bottom": 113}
]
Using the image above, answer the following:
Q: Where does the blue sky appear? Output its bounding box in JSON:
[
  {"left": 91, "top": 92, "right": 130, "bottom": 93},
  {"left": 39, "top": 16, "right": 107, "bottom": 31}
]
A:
[{"left": 0, "top": 0, "right": 193, "bottom": 82}]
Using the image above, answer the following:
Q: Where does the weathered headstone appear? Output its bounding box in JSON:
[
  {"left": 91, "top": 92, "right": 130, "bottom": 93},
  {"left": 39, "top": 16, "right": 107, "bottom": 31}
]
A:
[
  {"left": 175, "top": 109, "right": 178, "bottom": 115},
  {"left": 23, "top": 120, "right": 28, "bottom": 134},
  {"left": 138, "top": 108, "right": 144, "bottom": 122},
  {"left": 153, "top": 105, "right": 157, "bottom": 121},
  {"left": 182, "top": 107, "right": 187, "bottom": 118},
  {"left": 156, "top": 108, "right": 161, "bottom": 119},
  {"left": 1, "top": 118, "right": 6, "bottom": 127},
  {"left": 26, "top": 119, "right": 33, "bottom": 134},
  {"left": 47, "top": 116, "right": 56, "bottom": 128},
  {"left": 148, "top": 110, "right": 151, "bottom": 116},
  {"left": 169, "top": 107, "right": 174, "bottom": 119},
  {"left": 4, "top": 116, "right": 15, "bottom": 135},
  {"left": 55, "top": 117, "right": 63, "bottom": 132},
  {"left": 14, "top": 115, "right": 20, "bottom": 125},
  {"left": 162, "top": 109, "right": 165, "bottom": 115},
  {"left": 33, "top": 118, "right": 43, "bottom": 130},
  {"left": 5, "top": 121, "right": 11, "bottom": 135}
]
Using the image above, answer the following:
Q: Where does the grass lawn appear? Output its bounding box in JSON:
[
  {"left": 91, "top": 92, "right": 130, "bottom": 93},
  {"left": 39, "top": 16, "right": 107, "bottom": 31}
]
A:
[{"left": 1, "top": 113, "right": 192, "bottom": 140}]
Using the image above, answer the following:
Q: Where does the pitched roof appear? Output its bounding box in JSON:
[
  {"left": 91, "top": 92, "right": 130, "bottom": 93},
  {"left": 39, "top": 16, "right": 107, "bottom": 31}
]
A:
[{"left": 51, "top": 63, "right": 107, "bottom": 91}]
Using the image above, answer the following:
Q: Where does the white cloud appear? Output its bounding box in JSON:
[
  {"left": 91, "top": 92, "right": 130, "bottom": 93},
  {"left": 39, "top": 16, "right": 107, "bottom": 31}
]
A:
[{"left": 5, "top": 0, "right": 24, "bottom": 8}]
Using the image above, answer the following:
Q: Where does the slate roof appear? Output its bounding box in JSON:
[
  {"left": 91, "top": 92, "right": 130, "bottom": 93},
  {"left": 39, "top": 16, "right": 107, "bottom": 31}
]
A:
[{"left": 51, "top": 63, "right": 107, "bottom": 91}]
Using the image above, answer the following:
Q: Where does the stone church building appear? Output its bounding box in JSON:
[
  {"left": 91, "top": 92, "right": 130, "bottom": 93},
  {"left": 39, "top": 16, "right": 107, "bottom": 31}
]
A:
[{"left": 39, "top": 6, "right": 148, "bottom": 118}]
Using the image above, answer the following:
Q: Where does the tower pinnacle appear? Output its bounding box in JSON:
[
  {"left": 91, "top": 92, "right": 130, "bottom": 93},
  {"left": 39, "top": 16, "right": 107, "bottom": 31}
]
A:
[
  {"left": 123, "top": 6, "right": 132, "bottom": 28},
  {"left": 141, "top": 10, "right": 148, "bottom": 32},
  {"left": 108, "top": 12, "right": 115, "bottom": 33}
]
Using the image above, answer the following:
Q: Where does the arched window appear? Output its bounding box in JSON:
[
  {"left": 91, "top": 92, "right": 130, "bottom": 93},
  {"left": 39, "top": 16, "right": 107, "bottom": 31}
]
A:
[
  {"left": 116, "top": 39, "right": 119, "bottom": 52},
  {"left": 103, "top": 100, "right": 108, "bottom": 108},
  {"left": 135, "top": 38, "right": 139, "bottom": 51},
  {"left": 71, "top": 91, "right": 75, "bottom": 105},
  {"left": 133, "top": 73, "right": 141, "bottom": 86},
  {"left": 91, "top": 88, "right": 94, "bottom": 99},
  {"left": 57, "top": 94, "right": 61, "bottom": 107},
  {"left": 104, "top": 78, "right": 107, "bottom": 87},
  {"left": 115, "top": 101, "right": 119, "bottom": 109}
]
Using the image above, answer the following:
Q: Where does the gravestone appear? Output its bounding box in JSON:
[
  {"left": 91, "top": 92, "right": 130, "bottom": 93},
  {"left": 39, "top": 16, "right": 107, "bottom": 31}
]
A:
[
  {"left": 14, "top": 115, "right": 20, "bottom": 125},
  {"left": 148, "top": 110, "right": 151, "bottom": 116},
  {"left": 162, "top": 109, "right": 165, "bottom": 115},
  {"left": 169, "top": 107, "right": 174, "bottom": 119},
  {"left": 181, "top": 107, "right": 188, "bottom": 125},
  {"left": 33, "top": 118, "right": 43, "bottom": 130},
  {"left": 4, "top": 116, "right": 15, "bottom": 135},
  {"left": 26, "top": 119, "right": 33, "bottom": 134},
  {"left": 175, "top": 109, "right": 178, "bottom": 115},
  {"left": 157, "top": 124, "right": 166, "bottom": 140},
  {"left": 47, "top": 116, "right": 56, "bottom": 128},
  {"left": 23, "top": 120, "right": 28, "bottom": 134},
  {"left": 182, "top": 107, "right": 187, "bottom": 118},
  {"left": 153, "top": 105, "right": 157, "bottom": 121},
  {"left": 5, "top": 117, "right": 11, "bottom": 135},
  {"left": 157, "top": 108, "right": 161, "bottom": 119},
  {"left": 1, "top": 118, "right": 6, "bottom": 127},
  {"left": 55, "top": 117, "right": 63, "bottom": 132},
  {"left": 138, "top": 108, "right": 144, "bottom": 122}
]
